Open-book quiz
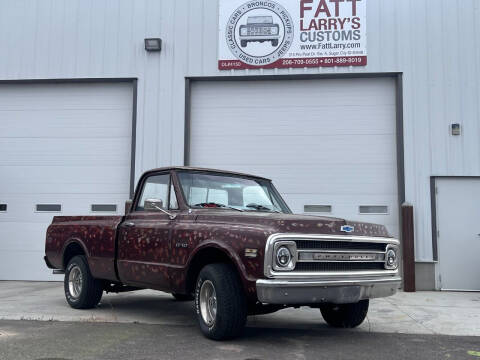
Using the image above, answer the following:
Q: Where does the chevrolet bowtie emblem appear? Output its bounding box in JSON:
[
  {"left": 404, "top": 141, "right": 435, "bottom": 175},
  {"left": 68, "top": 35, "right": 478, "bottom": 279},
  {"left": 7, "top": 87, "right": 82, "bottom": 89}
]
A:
[{"left": 340, "top": 225, "right": 355, "bottom": 233}]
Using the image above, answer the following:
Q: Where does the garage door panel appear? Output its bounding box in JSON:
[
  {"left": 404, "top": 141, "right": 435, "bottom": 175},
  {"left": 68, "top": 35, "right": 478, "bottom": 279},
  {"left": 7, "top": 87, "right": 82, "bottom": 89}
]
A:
[
  {"left": 192, "top": 79, "right": 395, "bottom": 108},
  {"left": 0, "top": 251, "right": 59, "bottom": 281},
  {"left": 190, "top": 78, "right": 398, "bottom": 237},
  {"left": 0, "top": 82, "right": 132, "bottom": 280},
  {"left": 0, "top": 109, "right": 132, "bottom": 138},
  {"left": 192, "top": 135, "right": 395, "bottom": 165},
  {"left": 0, "top": 83, "right": 132, "bottom": 109},
  {"left": 0, "top": 138, "right": 130, "bottom": 166},
  {"left": 0, "top": 222, "right": 48, "bottom": 251},
  {"left": 192, "top": 107, "right": 395, "bottom": 136},
  {"left": 0, "top": 193, "right": 126, "bottom": 221},
  {"left": 1, "top": 166, "right": 130, "bottom": 194}
]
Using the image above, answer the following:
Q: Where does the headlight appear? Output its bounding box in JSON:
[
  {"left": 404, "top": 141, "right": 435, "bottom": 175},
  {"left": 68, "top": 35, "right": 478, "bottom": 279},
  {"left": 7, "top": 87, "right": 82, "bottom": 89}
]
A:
[
  {"left": 385, "top": 245, "right": 398, "bottom": 270},
  {"left": 271, "top": 26, "right": 278, "bottom": 35},
  {"left": 272, "top": 241, "right": 297, "bottom": 271},
  {"left": 240, "top": 28, "right": 247, "bottom": 36},
  {"left": 276, "top": 246, "right": 291, "bottom": 267}
]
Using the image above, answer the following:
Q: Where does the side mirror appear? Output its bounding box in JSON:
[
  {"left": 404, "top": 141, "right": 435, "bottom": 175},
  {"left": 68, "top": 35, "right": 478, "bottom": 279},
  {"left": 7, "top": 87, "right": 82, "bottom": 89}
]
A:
[
  {"left": 144, "top": 198, "right": 164, "bottom": 211},
  {"left": 125, "top": 199, "right": 133, "bottom": 215},
  {"left": 144, "top": 198, "right": 176, "bottom": 220}
]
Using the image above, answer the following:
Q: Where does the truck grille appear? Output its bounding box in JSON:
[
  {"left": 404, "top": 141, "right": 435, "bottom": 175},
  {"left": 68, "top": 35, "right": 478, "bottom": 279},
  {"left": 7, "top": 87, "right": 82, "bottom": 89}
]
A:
[
  {"left": 264, "top": 234, "right": 399, "bottom": 278},
  {"left": 293, "top": 238, "right": 390, "bottom": 273},
  {"left": 295, "top": 262, "right": 385, "bottom": 272},
  {"left": 295, "top": 240, "right": 386, "bottom": 252}
]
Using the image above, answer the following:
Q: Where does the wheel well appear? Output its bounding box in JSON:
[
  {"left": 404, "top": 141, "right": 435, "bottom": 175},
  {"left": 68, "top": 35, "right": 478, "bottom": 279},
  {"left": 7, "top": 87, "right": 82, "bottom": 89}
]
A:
[
  {"left": 185, "top": 247, "right": 239, "bottom": 295},
  {"left": 63, "top": 242, "right": 85, "bottom": 269}
]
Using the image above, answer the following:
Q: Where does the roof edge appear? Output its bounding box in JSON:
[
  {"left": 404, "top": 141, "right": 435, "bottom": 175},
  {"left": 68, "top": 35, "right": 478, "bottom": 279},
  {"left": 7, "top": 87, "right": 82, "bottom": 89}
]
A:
[{"left": 141, "top": 166, "right": 272, "bottom": 181}]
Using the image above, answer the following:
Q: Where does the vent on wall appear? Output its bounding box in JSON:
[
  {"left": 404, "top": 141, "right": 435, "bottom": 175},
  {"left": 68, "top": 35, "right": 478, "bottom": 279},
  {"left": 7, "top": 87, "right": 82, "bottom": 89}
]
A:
[
  {"left": 91, "top": 204, "right": 117, "bottom": 212},
  {"left": 359, "top": 205, "right": 388, "bottom": 214},
  {"left": 0, "top": 204, "right": 7, "bottom": 212},
  {"left": 36, "top": 204, "right": 62, "bottom": 212},
  {"left": 304, "top": 205, "right": 332, "bottom": 213}
]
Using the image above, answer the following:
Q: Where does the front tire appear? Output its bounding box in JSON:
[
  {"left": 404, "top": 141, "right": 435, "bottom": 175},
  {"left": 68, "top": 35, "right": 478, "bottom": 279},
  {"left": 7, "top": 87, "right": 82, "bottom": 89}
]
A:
[
  {"left": 194, "top": 263, "right": 247, "bottom": 340},
  {"left": 64, "top": 255, "right": 103, "bottom": 309},
  {"left": 320, "top": 300, "right": 369, "bottom": 328}
]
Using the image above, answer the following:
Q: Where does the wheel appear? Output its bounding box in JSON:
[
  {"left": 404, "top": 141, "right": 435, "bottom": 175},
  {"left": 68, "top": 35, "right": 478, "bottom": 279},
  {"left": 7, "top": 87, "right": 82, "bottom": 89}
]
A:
[
  {"left": 320, "top": 299, "right": 369, "bottom": 328},
  {"left": 241, "top": 40, "right": 247, "bottom": 47},
  {"left": 271, "top": 39, "right": 278, "bottom": 46},
  {"left": 64, "top": 255, "right": 103, "bottom": 309},
  {"left": 194, "top": 263, "right": 247, "bottom": 340},
  {"left": 172, "top": 293, "right": 194, "bottom": 301}
]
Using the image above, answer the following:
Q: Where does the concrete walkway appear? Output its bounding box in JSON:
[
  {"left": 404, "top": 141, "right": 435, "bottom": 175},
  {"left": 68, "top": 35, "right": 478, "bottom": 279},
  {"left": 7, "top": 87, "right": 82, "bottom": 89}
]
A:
[{"left": 1, "top": 281, "right": 479, "bottom": 337}]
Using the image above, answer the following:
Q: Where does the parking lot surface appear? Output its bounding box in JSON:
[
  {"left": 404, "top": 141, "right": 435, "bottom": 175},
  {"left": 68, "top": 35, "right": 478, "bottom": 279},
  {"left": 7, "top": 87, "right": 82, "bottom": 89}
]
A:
[
  {"left": 1, "top": 281, "right": 479, "bottom": 336},
  {"left": 1, "top": 282, "right": 480, "bottom": 359},
  {"left": 1, "top": 320, "right": 480, "bottom": 360}
]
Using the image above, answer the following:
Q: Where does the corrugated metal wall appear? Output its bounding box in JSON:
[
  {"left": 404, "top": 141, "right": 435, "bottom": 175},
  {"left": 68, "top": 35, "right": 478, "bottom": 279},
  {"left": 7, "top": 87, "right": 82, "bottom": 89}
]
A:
[{"left": 0, "top": 0, "right": 479, "bottom": 261}]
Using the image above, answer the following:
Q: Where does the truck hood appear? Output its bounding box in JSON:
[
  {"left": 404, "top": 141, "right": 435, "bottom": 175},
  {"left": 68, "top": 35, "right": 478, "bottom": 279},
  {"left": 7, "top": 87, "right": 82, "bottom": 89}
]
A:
[{"left": 193, "top": 210, "right": 391, "bottom": 238}]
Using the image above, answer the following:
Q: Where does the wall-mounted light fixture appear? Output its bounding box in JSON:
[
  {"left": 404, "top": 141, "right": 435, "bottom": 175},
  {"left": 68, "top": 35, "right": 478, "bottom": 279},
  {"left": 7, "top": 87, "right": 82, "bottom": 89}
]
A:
[
  {"left": 144, "top": 38, "right": 162, "bottom": 52},
  {"left": 451, "top": 123, "right": 461, "bottom": 136}
]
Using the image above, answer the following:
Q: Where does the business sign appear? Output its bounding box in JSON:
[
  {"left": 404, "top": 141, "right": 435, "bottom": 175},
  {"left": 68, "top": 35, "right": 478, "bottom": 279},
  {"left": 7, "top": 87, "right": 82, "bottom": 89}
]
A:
[{"left": 218, "top": 0, "right": 367, "bottom": 70}]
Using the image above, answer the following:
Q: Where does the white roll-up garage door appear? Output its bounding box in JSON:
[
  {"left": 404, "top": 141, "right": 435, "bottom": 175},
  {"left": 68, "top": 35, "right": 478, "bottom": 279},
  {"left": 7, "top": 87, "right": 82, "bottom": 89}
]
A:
[
  {"left": 0, "top": 82, "right": 133, "bottom": 280},
  {"left": 190, "top": 77, "right": 398, "bottom": 237}
]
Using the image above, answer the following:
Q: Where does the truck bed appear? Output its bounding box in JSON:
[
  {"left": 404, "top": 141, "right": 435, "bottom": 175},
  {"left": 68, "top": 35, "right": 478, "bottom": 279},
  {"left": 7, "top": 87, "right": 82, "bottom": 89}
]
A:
[{"left": 45, "top": 216, "right": 124, "bottom": 281}]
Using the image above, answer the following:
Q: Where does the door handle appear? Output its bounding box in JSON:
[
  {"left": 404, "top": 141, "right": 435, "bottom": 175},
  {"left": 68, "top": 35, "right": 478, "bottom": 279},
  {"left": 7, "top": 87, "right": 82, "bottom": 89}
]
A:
[{"left": 123, "top": 222, "right": 135, "bottom": 228}]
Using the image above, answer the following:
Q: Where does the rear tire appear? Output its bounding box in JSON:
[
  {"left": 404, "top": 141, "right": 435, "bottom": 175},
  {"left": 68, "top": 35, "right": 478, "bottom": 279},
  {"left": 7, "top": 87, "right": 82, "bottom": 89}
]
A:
[
  {"left": 320, "top": 300, "right": 369, "bottom": 328},
  {"left": 271, "top": 39, "right": 278, "bottom": 46},
  {"left": 64, "top": 255, "right": 103, "bottom": 309},
  {"left": 194, "top": 263, "right": 247, "bottom": 340},
  {"left": 172, "top": 293, "right": 194, "bottom": 301}
]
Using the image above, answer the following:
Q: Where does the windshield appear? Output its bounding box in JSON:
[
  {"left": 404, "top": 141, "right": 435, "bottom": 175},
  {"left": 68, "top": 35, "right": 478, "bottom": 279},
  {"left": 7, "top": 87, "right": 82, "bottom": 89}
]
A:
[{"left": 177, "top": 171, "right": 291, "bottom": 213}]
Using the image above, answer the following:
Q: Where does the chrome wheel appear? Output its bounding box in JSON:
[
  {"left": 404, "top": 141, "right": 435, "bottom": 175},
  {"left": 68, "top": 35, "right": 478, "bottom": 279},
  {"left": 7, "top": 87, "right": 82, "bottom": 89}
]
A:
[
  {"left": 199, "top": 280, "right": 217, "bottom": 327},
  {"left": 68, "top": 265, "right": 83, "bottom": 299}
]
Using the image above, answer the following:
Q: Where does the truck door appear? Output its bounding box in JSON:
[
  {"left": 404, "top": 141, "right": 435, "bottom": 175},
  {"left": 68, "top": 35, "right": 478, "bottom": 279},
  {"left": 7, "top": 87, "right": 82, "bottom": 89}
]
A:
[{"left": 117, "top": 172, "right": 177, "bottom": 290}]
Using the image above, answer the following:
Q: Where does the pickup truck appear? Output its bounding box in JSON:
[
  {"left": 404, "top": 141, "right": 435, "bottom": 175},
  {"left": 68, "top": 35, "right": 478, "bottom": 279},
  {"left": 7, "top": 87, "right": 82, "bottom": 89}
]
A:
[
  {"left": 239, "top": 16, "right": 280, "bottom": 47},
  {"left": 44, "top": 166, "right": 401, "bottom": 340}
]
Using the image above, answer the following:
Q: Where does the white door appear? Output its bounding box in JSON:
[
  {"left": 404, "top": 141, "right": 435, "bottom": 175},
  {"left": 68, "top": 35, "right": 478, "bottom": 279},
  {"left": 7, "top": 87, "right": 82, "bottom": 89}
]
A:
[
  {"left": 189, "top": 78, "right": 399, "bottom": 236},
  {"left": 0, "top": 82, "right": 133, "bottom": 281},
  {"left": 436, "top": 178, "right": 480, "bottom": 290}
]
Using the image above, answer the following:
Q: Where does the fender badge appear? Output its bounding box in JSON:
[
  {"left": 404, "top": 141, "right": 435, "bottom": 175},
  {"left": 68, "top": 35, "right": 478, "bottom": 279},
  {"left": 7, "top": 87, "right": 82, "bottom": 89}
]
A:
[
  {"left": 340, "top": 225, "right": 355, "bottom": 233},
  {"left": 245, "top": 248, "right": 258, "bottom": 258}
]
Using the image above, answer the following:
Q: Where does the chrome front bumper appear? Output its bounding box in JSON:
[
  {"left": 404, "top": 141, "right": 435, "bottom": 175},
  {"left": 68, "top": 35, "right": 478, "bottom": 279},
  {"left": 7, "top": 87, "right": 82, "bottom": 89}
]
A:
[{"left": 256, "top": 277, "right": 402, "bottom": 305}]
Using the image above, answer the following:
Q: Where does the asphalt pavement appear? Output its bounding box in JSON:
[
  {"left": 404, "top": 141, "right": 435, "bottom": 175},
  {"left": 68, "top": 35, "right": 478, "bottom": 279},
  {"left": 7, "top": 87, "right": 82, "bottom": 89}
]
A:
[
  {"left": 1, "top": 281, "right": 480, "bottom": 360},
  {"left": 1, "top": 319, "right": 480, "bottom": 360}
]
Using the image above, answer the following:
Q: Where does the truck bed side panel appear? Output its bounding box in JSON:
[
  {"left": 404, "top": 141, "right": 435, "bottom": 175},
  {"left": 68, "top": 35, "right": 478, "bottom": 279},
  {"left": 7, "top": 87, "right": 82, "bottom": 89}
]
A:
[{"left": 45, "top": 216, "right": 123, "bottom": 281}]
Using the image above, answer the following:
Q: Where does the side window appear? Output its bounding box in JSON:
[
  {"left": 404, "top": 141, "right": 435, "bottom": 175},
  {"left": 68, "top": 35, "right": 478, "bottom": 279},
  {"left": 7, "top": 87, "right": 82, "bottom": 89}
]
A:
[{"left": 137, "top": 174, "right": 170, "bottom": 211}]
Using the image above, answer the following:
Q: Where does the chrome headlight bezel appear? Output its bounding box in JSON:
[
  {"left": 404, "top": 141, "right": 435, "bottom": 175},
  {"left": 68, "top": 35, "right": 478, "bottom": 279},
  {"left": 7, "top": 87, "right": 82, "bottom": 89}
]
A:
[
  {"left": 272, "top": 241, "right": 297, "bottom": 271},
  {"left": 384, "top": 244, "right": 399, "bottom": 270}
]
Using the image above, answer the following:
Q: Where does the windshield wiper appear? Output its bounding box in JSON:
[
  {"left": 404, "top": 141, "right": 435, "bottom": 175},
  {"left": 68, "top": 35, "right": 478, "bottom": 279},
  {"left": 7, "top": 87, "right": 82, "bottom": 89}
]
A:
[
  {"left": 193, "top": 202, "right": 243, "bottom": 212},
  {"left": 245, "top": 203, "right": 280, "bottom": 213}
]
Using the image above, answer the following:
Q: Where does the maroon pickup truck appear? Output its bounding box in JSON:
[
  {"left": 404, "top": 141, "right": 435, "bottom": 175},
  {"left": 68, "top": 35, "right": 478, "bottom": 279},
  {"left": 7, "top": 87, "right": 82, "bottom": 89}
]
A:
[{"left": 44, "top": 166, "right": 401, "bottom": 340}]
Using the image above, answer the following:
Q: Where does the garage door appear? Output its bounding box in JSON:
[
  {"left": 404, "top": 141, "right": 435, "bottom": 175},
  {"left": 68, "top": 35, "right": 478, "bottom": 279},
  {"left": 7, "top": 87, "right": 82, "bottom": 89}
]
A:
[
  {"left": 189, "top": 78, "right": 398, "bottom": 237},
  {"left": 0, "top": 82, "right": 133, "bottom": 280}
]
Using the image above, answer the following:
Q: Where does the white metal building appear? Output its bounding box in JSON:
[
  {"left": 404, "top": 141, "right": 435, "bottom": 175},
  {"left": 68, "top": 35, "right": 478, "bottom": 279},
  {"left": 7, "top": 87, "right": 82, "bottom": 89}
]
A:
[{"left": 0, "top": 0, "right": 479, "bottom": 290}]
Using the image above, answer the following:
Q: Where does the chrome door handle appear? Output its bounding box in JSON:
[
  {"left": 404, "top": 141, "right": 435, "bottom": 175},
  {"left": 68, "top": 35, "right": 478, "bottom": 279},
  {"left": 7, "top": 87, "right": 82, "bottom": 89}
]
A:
[{"left": 123, "top": 222, "right": 135, "bottom": 228}]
